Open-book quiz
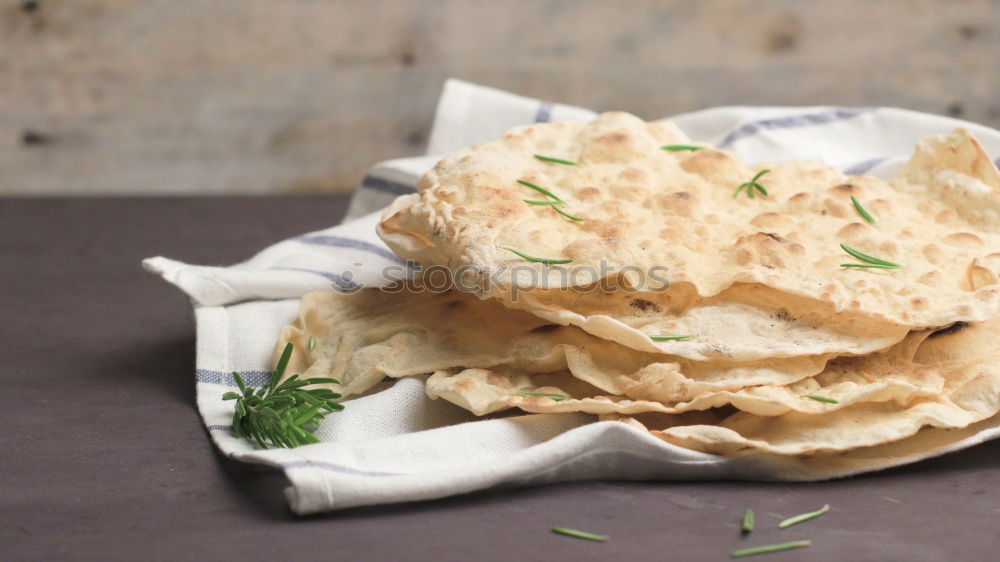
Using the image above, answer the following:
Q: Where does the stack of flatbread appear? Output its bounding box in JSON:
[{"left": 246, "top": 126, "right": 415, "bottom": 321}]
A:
[{"left": 276, "top": 112, "right": 1000, "bottom": 459}]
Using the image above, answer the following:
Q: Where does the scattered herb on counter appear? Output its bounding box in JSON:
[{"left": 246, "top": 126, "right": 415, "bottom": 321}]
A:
[
  {"left": 778, "top": 504, "right": 830, "bottom": 529},
  {"left": 731, "top": 540, "right": 811, "bottom": 558},
  {"left": 223, "top": 343, "right": 343, "bottom": 448},
  {"left": 742, "top": 508, "right": 756, "bottom": 533},
  {"left": 551, "top": 527, "right": 609, "bottom": 541}
]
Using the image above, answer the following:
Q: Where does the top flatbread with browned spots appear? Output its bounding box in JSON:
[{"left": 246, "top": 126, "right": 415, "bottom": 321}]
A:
[{"left": 379, "top": 114, "right": 1000, "bottom": 340}]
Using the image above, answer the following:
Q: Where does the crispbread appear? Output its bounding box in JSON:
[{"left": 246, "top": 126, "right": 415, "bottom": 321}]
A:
[
  {"left": 275, "top": 288, "right": 832, "bottom": 400},
  {"left": 379, "top": 116, "right": 1000, "bottom": 356},
  {"left": 603, "top": 319, "right": 1000, "bottom": 455},
  {"left": 271, "top": 116, "right": 1000, "bottom": 463},
  {"left": 424, "top": 328, "right": 943, "bottom": 418},
  {"left": 502, "top": 282, "right": 908, "bottom": 361}
]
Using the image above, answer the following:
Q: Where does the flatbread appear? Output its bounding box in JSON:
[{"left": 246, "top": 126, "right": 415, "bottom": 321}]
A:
[
  {"left": 274, "top": 288, "right": 831, "bottom": 400},
  {"left": 502, "top": 282, "right": 909, "bottom": 361},
  {"left": 424, "top": 328, "right": 941, "bottom": 418},
  {"left": 273, "top": 117, "right": 1000, "bottom": 463},
  {"left": 603, "top": 319, "right": 1000, "bottom": 455},
  {"left": 378, "top": 117, "right": 1000, "bottom": 358}
]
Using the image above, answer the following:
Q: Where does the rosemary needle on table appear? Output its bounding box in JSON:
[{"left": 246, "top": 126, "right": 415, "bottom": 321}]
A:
[
  {"left": 741, "top": 508, "right": 755, "bottom": 533},
  {"left": 778, "top": 504, "right": 830, "bottom": 528},
  {"left": 222, "top": 342, "right": 344, "bottom": 448},
  {"left": 731, "top": 540, "right": 811, "bottom": 558},
  {"left": 551, "top": 527, "right": 609, "bottom": 541}
]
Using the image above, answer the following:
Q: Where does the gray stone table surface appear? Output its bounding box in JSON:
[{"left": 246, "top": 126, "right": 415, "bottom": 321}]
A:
[{"left": 2, "top": 197, "right": 999, "bottom": 561}]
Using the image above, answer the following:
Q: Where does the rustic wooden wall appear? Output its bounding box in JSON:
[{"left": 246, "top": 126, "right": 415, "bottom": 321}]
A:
[{"left": 2, "top": 0, "right": 998, "bottom": 195}]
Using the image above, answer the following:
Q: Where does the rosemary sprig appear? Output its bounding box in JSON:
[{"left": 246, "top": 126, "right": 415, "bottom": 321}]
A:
[
  {"left": 661, "top": 144, "right": 703, "bottom": 152},
  {"left": 731, "top": 540, "right": 811, "bottom": 558},
  {"left": 551, "top": 527, "right": 608, "bottom": 541},
  {"left": 308, "top": 335, "right": 317, "bottom": 351},
  {"left": 850, "top": 196, "right": 877, "bottom": 225},
  {"left": 734, "top": 169, "right": 771, "bottom": 199},
  {"left": 742, "top": 508, "right": 755, "bottom": 534},
  {"left": 523, "top": 199, "right": 585, "bottom": 221},
  {"left": 550, "top": 206, "right": 586, "bottom": 222},
  {"left": 806, "top": 394, "right": 838, "bottom": 404},
  {"left": 778, "top": 504, "right": 830, "bottom": 529},
  {"left": 650, "top": 334, "right": 694, "bottom": 341},
  {"left": 519, "top": 176, "right": 585, "bottom": 221},
  {"left": 841, "top": 263, "right": 901, "bottom": 269},
  {"left": 534, "top": 154, "right": 579, "bottom": 166},
  {"left": 552, "top": 206, "right": 587, "bottom": 222},
  {"left": 517, "top": 179, "right": 564, "bottom": 203},
  {"left": 518, "top": 391, "right": 567, "bottom": 402},
  {"left": 222, "top": 342, "right": 343, "bottom": 448},
  {"left": 840, "top": 243, "right": 902, "bottom": 269},
  {"left": 503, "top": 246, "right": 573, "bottom": 264}
]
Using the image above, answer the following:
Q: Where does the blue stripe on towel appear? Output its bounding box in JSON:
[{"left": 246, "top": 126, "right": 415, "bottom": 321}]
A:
[
  {"left": 534, "top": 101, "right": 554, "bottom": 123},
  {"left": 718, "top": 108, "right": 877, "bottom": 148},
  {"left": 270, "top": 266, "right": 360, "bottom": 291},
  {"left": 360, "top": 174, "right": 417, "bottom": 196},
  {"left": 295, "top": 234, "right": 404, "bottom": 263}
]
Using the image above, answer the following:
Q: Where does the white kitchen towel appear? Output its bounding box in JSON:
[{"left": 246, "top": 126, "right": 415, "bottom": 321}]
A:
[{"left": 144, "top": 79, "right": 1000, "bottom": 515}]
